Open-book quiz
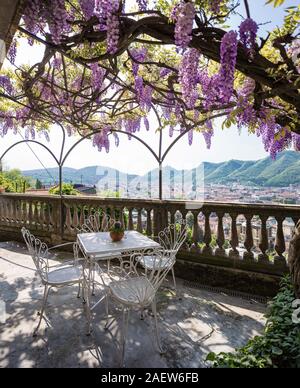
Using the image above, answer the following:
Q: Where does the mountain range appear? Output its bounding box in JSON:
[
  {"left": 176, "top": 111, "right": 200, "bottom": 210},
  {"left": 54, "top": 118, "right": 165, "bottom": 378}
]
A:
[{"left": 22, "top": 151, "right": 300, "bottom": 188}]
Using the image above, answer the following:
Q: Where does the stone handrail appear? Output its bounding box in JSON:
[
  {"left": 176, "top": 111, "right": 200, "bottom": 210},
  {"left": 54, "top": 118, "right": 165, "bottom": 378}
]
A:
[{"left": 1, "top": 193, "right": 299, "bottom": 276}]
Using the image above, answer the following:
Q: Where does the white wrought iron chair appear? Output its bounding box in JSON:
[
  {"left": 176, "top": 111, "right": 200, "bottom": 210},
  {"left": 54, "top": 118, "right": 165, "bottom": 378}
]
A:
[
  {"left": 77, "top": 211, "right": 116, "bottom": 234},
  {"left": 138, "top": 222, "right": 188, "bottom": 293},
  {"left": 21, "top": 227, "right": 84, "bottom": 337},
  {"left": 76, "top": 212, "right": 119, "bottom": 295},
  {"left": 97, "top": 248, "right": 175, "bottom": 367}
]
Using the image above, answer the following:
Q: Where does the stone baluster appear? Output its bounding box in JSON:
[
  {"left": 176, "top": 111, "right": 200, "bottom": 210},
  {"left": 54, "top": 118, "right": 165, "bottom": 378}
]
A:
[
  {"left": 65, "top": 205, "right": 72, "bottom": 234},
  {"left": 153, "top": 208, "right": 161, "bottom": 237},
  {"left": 119, "top": 207, "right": 125, "bottom": 229},
  {"left": 73, "top": 204, "right": 79, "bottom": 230},
  {"left": 229, "top": 213, "right": 239, "bottom": 258},
  {"left": 28, "top": 201, "right": 33, "bottom": 227},
  {"left": 79, "top": 206, "right": 85, "bottom": 226},
  {"left": 243, "top": 214, "right": 254, "bottom": 261},
  {"left": 137, "top": 209, "right": 143, "bottom": 233},
  {"left": 39, "top": 201, "right": 45, "bottom": 230},
  {"left": 202, "top": 211, "right": 212, "bottom": 255},
  {"left": 258, "top": 216, "right": 269, "bottom": 263},
  {"left": 7, "top": 200, "right": 13, "bottom": 225},
  {"left": 22, "top": 202, "right": 27, "bottom": 226},
  {"left": 128, "top": 208, "right": 134, "bottom": 230},
  {"left": 215, "top": 212, "right": 225, "bottom": 256},
  {"left": 191, "top": 210, "right": 201, "bottom": 252},
  {"left": 45, "top": 203, "right": 52, "bottom": 231},
  {"left": 33, "top": 201, "right": 39, "bottom": 228},
  {"left": 274, "top": 216, "right": 287, "bottom": 267},
  {"left": 13, "top": 200, "right": 19, "bottom": 225},
  {"left": 146, "top": 209, "right": 152, "bottom": 236}
]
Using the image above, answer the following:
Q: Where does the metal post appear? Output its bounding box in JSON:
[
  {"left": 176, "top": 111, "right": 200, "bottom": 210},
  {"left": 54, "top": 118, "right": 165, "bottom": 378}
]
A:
[
  {"left": 159, "top": 162, "right": 163, "bottom": 200},
  {"left": 59, "top": 164, "right": 64, "bottom": 238}
]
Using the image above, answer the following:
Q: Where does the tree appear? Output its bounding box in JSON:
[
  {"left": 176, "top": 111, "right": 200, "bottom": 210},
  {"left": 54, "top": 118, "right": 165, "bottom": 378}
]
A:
[
  {"left": 35, "top": 179, "right": 43, "bottom": 189},
  {"left": 49, "top": 183, "right": 79, "bottom": 196}
]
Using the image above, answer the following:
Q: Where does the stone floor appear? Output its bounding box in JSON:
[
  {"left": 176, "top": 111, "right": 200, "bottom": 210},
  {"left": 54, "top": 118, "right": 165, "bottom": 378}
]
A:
[{"left": 0, "top": 241, "right": 267, "bottom": 368}]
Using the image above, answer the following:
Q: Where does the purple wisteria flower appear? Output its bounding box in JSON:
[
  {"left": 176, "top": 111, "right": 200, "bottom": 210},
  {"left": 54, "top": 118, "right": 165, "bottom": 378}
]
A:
[
  {"left": 79, "top": 0, "right": 95, "bottom": 19},
  {"left": 179, "top": 48, "right": 200, "bottom": 109},
  {"left": 239, "top": 18, "right": 258, "bottom": 58},
  {"left": 219, "top": 31, "right": 238, "bottom": 103},
  {"left": 136, "top": 0, "right": 148, "bottom": 11},
  {"left": 171, "top": 1, "right": 195, "bottom": 50}
]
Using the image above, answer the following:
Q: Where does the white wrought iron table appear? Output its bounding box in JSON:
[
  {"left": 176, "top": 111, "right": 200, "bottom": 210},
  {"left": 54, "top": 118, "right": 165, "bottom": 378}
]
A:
[
  {"left": 77, "top": 230, "right": 161, "bottom": 332},
  {"left": 77, "top": 230, "right": 160, "bottom": 259}
]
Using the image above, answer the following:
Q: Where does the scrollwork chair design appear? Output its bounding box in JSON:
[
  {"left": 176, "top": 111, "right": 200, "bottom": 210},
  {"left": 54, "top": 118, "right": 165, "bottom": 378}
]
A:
[
  {"left": 138, "top": 222, "right": 188, "bottom": 293},
  {"left": 97, "top": 248, "right": 175, "bottom": 367},
  {"left": 21, "top": 227, "right": 84, "bottom": 336}
]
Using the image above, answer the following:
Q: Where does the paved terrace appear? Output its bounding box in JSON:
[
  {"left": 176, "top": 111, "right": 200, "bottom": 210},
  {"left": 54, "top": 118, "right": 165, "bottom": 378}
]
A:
[{"left": 0, "top": 242, "right": 266, "bottom": 368}]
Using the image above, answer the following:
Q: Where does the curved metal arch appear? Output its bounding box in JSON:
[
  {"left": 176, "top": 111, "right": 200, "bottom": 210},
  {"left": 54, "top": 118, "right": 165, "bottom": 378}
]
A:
[
  {"left": 61, "top": 128, "right": 160, "bottom": 166},
  {"left": 161, "top": 113, "right": 226, "bottom": 163},
  {"left": 0, "top": 140, "right": 60, "bottom": 165}
]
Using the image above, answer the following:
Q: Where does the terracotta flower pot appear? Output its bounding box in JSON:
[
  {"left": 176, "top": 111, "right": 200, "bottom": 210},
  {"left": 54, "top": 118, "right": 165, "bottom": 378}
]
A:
[
  {"left": 110, "top": 231, "right": 124, "bottom": 242},
  {"left": 0, "top": 187, "right": 5, "bottom": 194}
]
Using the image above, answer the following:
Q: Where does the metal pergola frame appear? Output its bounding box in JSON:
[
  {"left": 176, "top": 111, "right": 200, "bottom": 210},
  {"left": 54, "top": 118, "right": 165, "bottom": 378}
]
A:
[
  {"left": 0, "top": 25, "right": 225, "bottom": 200},
  {"left": 0, "top": 107, "right": 221, "bottom": 200}
]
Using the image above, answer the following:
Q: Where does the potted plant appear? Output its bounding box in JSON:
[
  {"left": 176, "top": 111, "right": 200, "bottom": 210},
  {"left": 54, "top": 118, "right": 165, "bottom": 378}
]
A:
[
  {"left": 0, "top": 186, "right": 5, "bottom": 194},
  {"left": 110, "top": 221, "right": 125, "bottom": 242}
]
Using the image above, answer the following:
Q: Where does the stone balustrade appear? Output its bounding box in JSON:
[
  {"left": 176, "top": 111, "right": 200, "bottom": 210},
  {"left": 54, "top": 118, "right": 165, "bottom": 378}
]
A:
[{"left": 1, "top": 193, "right": 299, "bottom": 277}]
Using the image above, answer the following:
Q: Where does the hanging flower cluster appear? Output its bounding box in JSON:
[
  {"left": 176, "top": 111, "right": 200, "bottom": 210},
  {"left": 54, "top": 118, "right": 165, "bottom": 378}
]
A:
[
  {"left": 198, "top": 72, "right": 221, "bottom": 110},
  {"left": 236, "top": 78, "right": 257, "bottom": 128},
  {"left": 79, "top": 0, "right": 95, "bottom": 19},
  {"left": 210, "top": 0, "right": 222, "bottom": 14},
  {"left": 136, "top": 0, "right": 148, "bottom": 11},
  {"left": 90, "top": 63, "right": 106, "bottom": 91},
  {"left": 131, "top": 48, "right": 148, "bottom": 76},
  {"left": 0, "top": 76, "right": 14, "bottom": 95},
  {"left": 257, "top": 115, "right": 292, "bottom": 159},
  {"left": 124, "top": 117, "right": 142, "bottom": 139},
  {"left": 48, "top": 0, "right": 70, "bottom": 44},
  {"left": 239, "top": 18, "right": 258, "bottom": 58},
  {"left": 93, "top": 125, "right": 113, "bottom": 153},
  {"left": 171, "top": 1, "right": 195, "bottom": 50},
  {"left": 219, "top": 31, "right": 238, "bottom": 103},
  {"left": 179, "top": 48, "right": 200, "bottom": 109},
  {"left": 23, "top": 0, "right": 70, "bottom": 44},
  {"left": 94, "top": 0, "right": 120, "bottom": 54},
  {"left": 7, "top": 40, "right": 17, "bottom": 64},
  {"left": 130, "top": 48, "right": 152, "bottom": 111},
  {"left": 202, "top": 120, "right": 214, "bottom": 149}
]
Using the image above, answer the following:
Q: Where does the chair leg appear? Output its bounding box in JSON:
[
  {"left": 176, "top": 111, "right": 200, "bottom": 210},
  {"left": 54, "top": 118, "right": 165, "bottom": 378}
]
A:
[
  {"left": 77, "top": 283, "right": 81, "bottom": 299},
  {"left": 33, "top": 285, "right": 50, "bottom": 337},
  {"left": 151, "top": 298, "right": 165, "bottom": 354},
  {"left": 81, "top": 280, "right": 86, "bottom": 303},
  {"left": 104, "top": 293, "right": 110, "bottom": 330},
  {"left": 120, "top": 307, "right": 130, "bottom": 368},
  {"left": 171, "top": 267, "right": 177, "bottom": 295},
  {"left": 92, "top": 263, "right": 96, "bottom": 296}
]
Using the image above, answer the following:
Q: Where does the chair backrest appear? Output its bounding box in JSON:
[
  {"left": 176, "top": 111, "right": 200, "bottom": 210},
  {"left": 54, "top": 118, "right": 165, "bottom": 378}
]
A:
[
  {"left": 77, "top": 212, "right": 115, "bottom": 234},
  {"left": 158, "top": 222, "right": 188, "bottom": 256},
  {"left": 130, "top": 248, "right": 175, "bottom": 304},
  {"left": 21, "top": 227, "right": 49, "bottom": 282}
]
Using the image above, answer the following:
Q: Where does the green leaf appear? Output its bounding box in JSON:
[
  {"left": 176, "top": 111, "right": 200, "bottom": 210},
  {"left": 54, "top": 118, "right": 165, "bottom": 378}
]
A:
[
  {"left": 206, "top": 352, "right": 216, "bottom": 362},
  {"left": 271, "top": 347, "right": 283, "bottom": 355}
]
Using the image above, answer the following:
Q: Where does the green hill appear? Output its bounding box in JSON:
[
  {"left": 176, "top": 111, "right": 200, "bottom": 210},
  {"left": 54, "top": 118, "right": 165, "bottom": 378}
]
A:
[{"left": 22, "top": 151, "right": 300, "bottom": 188}]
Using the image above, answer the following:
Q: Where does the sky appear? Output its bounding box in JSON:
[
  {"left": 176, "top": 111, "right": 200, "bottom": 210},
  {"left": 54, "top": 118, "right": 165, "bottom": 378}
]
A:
[{"left": 0, "top": 0, "right": 298, "bottom": 176}]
